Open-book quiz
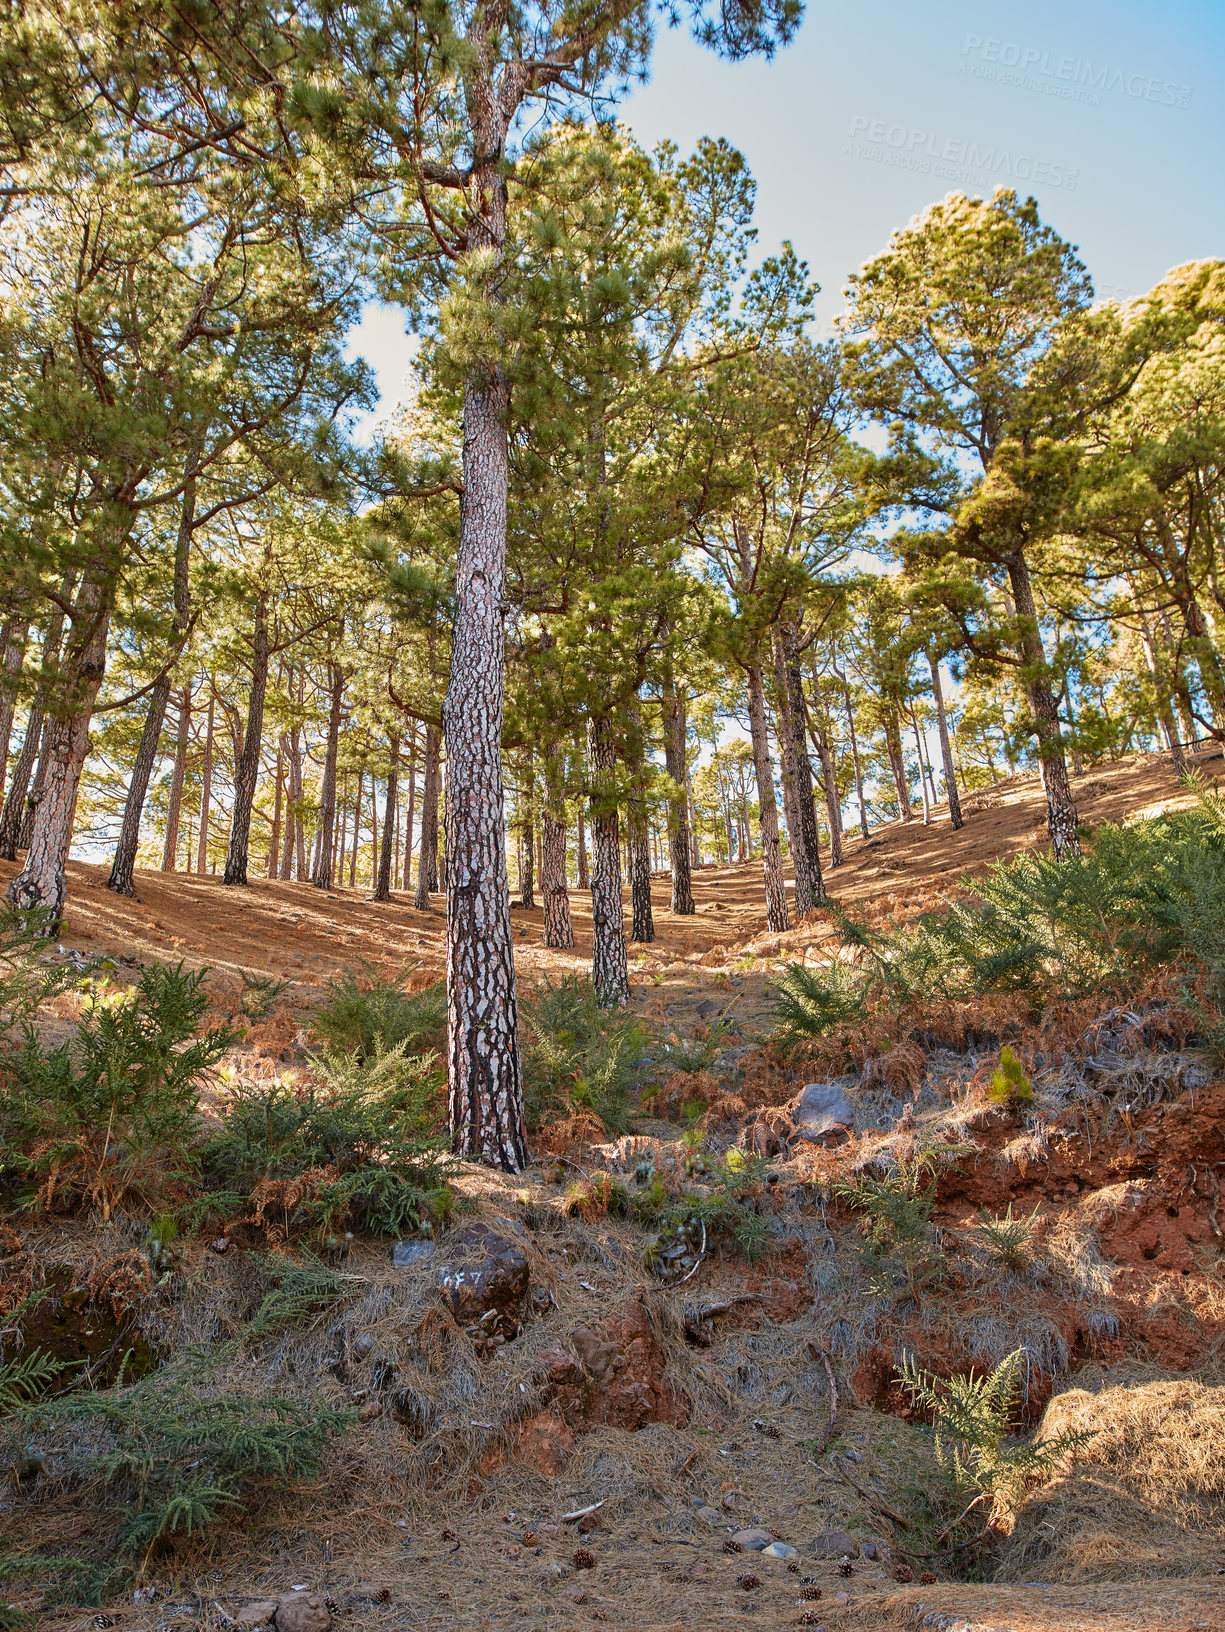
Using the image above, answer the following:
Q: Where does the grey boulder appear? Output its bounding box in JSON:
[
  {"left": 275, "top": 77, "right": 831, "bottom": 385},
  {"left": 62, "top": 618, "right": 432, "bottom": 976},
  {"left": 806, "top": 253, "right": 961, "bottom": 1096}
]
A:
[{"left": 790, "top": 1082, "right": 855, "bottom": 1147}]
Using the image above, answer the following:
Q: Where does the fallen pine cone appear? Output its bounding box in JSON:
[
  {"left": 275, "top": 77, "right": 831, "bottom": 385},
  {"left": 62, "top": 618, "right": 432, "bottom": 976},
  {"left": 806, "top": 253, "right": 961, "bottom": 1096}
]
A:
[
  {"left": 893, "top": 1564, "right": 914, "bottom": 1583},
  {"left": 736, "top": 1573, "right": 761, "bottom": 1591},
  {"left": 787, "top": 1560, "right": 801, "bottom": 1574},
  {"left": 800, "top": 1585, "right": 822, "bottom": 1601},
  {"left": 722, "top": 1539, "right": 743, "bottom": 1554},
  {"left": 573, "top": 1548, "right": 596, "bottom": 1570},
  {"left": 521, "top": 1530, "right": 537, "bottom": 1546},
  {"left": 920, "top": 1571, "right": 937, "bottom": 1585},
  {"left": 837, "top": 1557, "right": 854, "bottom": 1577}
]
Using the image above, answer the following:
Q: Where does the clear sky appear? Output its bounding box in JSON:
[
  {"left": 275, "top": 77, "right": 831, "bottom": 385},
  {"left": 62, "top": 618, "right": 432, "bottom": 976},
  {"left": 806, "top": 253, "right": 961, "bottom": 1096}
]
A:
[{"left": 349, "top": 0, "right": 1224, "bottom": 413}]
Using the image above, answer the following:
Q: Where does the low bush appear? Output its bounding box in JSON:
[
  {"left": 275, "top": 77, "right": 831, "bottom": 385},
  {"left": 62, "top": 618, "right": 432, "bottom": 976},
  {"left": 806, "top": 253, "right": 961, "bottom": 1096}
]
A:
[
  {"left": 835, "top": 1152, "right": 947, "bottom": 1307},
  {"left": 309, "top": 967, "right": 445, "bottom": 1060},
  {"left": 522, "top": 975, "right": 648, "bottom": 1133}
]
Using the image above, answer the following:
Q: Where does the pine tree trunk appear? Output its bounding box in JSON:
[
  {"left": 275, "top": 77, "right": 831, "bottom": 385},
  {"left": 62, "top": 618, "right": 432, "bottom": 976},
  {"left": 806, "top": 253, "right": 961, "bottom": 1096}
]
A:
[
  {"left": 161, "top": 684, "right": 192, "bottom": 870},
  {"left": 375, "top": 736, "right": 398, "bottom": 901},
  {"left": 884, "top": 710, "right": 913, "bottom": 822},
  {"left": 0, "top": 620, "right": 29, "bottom": 807},
  {"left": 370, "top": 778, "right": 379, "bottom": 887},
  {"left": 540, "top": 789, "right": 573, "bottom": 948},
  {"left": 745, "top": 662, "right": 790, "bottom": 933},
  {"left": 587, "top": 715, "right": 630, "bottom": 1005},
  {"left": 576, "top": 803, "right": 589, "bottom": 889},
  {"left": 1007, "top": 552, "right": 1080, "bottom": 859},
  {"left": 928, "top": 650, "right": 964, "bottom": 828},
  {"left": 443, "top": 365, "right": 525, "bottom": 1169},
  {"left": 223, "top": 597, "right": 269, "bottom": 887},
  {"left": 17, "top": 718, "right": 54, "bottom": 854},
  {"left": 518, "top": 772, "right": 535, "bottom": 908},
  {"left": 910, "top": 707, "right": 931, "bottom": 826},
  {"left": 281, "top": 726, "right": 302, "bottom": 880},
  {"left": 108, "top": 676, "right": 172, "bottom": 895},
  {"left": 268, "top": 741, "right": 284, "bottom": 879},
  {"left": 1135, "top": 605, "right": 1186, "bottom": 772},
  {"left": 0, "top": 703, "right": 43, "bottom": 861},
  {"left": 662, "top": 677, "right": 694, "bottom": 914},
  {"left": 415, "top": 724, "right": 440, "bottom": 907},
  {"left": 196, "top": 687, "right": 214, "bottom": 874},
  {"left": 809, "top": 702, "right": 844, "bottom": 868},
  {"left": 772, "top": 624, "right": 825, "bottom": 913},
  {"left": 349, "top": 770, "right": 362, "bottom": 885},
  {"left": 313, "top": 660, "right": 345, "bottom": 889},
  {"left": 403, "top": 728, "right": 418, "bottom": 886},
  {"left": 831, "top": 655, "right": 870, "bottom": 841},
  {"left": 8, "top": 579, "right": 111, "bottom": 931}
]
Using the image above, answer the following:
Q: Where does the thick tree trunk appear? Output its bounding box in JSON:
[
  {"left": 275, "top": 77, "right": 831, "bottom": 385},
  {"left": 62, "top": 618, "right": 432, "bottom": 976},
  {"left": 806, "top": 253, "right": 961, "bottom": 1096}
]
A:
[
  {"left": 0, "top": 620, "right": 28, "bottom": 807},
  {"left": 928, "top": 650, "right": 965, "bottom": 828},
  {"left": 772, "top": 624, "right": 825, "bottom": 913},
  {"left": 443, "top": 368, "right": 525, "bottom": 1170},
  {"left": 540, "top": 746, "right": 574, "bottom": 949},
  {"left": 587, "top": 715, "right": 630, "bottom": 1005},
  {"left": 375, "top": 737, "right": 399, "bottom": 901},
  {"left": 414, "top": 723, "right": 441, "bottom": 909},
  {"left": 312, "top": 659, "right": 345, "bottom": 889},
  {"left": 627, "top": 798, "right": 654, "bottom": 944},
  {"left": 661, "top": 677, "right": 694, "bottom": 914},
  {"left": 745, "top": 662, "right": 790, "bottom": 933},
  {"left": 223, "top": 597, "right": 270, "bottom": 887},
  {"left": 8, "top": 580, "right": 110, "bottom": 930},
  {"left": 196, "top": 687, "right": 215, "bottom": 874},
  {"left": 161, "top": 684, "right": 192, "bottom": 870},
  {"left": 1007, "top": 552, "right": 1080, "bottom": 859}
]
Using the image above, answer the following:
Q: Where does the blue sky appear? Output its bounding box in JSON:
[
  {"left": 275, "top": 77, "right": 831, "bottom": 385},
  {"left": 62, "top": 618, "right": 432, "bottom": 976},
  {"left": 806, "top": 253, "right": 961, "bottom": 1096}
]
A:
[{"left": 349, "top": 0, "right": 1225, "bottom": 414}]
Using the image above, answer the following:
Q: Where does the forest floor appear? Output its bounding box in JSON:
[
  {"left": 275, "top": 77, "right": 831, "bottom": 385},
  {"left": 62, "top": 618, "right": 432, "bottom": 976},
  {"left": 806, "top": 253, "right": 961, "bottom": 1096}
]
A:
[{"left": 4, "top": 746, "right": 1225, "bottom": 1632}]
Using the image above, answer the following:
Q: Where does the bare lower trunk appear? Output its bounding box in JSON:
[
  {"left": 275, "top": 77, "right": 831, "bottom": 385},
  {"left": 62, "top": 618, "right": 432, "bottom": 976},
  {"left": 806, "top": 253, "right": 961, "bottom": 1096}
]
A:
[
  {"left": 403, "top": 728, "right": 418, "bottom": 888},
  {"left": 224, "top": 597, "right": 270, "bottom": 886},
  {"left": 8, "top": 581, "right": 111, "bottom": 931},
  {"left": 772, "top": 624, "right": 825, "bottom": 913},
  {"left": 108, "top": 673, "right": 173, "bottom": 895},
  {"left": 0, "top": 704, "right": 43, "bottom": 860},
  {"left": 375, "top": 736, "right": 399, "bottom": 901},
  {"left": 576, "top": 803, "right": 589, "bottom": 889},
  {"left": 910, "top": 708, "right": 931, "bottom": 826},
  {"left": 268, "top": 742, "right": 283, "bottom": 879},
  {"left": 809, "top": 705, "right": 844, "bottom": 868},
  {"left": 161, "top": 684, "right": 192, "bottom": 870},
  {"left": 832, "top": 655, "right": 869, "bottom": 841},
  {"left": 349, "top": 769, "right": 363, "bottom": 886},
  {"left": 928, "top": 651, "right": 964, "bottom": 828},
  {"left": 444, "top": 368, "right": 525, "bottom": 1170},
  {"left": 415, "top": 723, "right": 441, "bottom": 909},
  {"left": 884, "top": 711, "right": 913, "bottom": 823},
  {"left": 746, "top": 662, "right": 789, "bottom": 933},
  {"left": 628, "top": 797, "right": 654, "bottom": 943},
  {"left": 539, "top": 744, "right": 573, "bottom": 947},
  {"left": 662, "top": 677, "right": 694, "bottom": 914},
  {"left": 281, "top": 725, "right": 303, "bottom": 880},
  {"left": 1007, "top": 552, "right": 1080, "bottom": 859},
  {"left": 313, "top": 659, "right": 345, "bottom": 889},
  {"left": 587, "top": 714, "right": 629, "bottom": 1005},
  {"left": 0, "top": 620, "right": 29, "bottom": 807},
  {"left": 518, "top": 795, "right": 535, "bottom": 908}
]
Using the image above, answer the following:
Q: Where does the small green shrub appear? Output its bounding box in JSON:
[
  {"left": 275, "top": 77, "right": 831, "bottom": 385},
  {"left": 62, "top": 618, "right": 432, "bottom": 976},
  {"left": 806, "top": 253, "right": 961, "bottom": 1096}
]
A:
[
  {"left": 309, "top": 967, "right": 445, "bottom": 1060},
  {"left": 835, "top": 1154, "right": 946, "bottom": 1306},
  {"left": 521, "top": 975, "right": 648, "bottom": 1133},
  {"left": 0, "top": 1292, "right": 65, "bottom": 1413},
  {"left": 968, "top": 1204, "right": 1039, "bottom": 1270},
  {"left": 238, "top": 970, "right": 290, "bottom": 1022},
  {"left": 989, "top": 1046, "right": 1033, "bottom": 1106}
]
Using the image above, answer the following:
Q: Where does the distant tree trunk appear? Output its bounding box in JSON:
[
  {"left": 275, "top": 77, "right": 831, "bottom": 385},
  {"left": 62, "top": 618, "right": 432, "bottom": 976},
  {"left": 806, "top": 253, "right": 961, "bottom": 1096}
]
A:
[
  {"left": 370, "top": 777, "right": 380, "bottom": 887},
  {"left": 0, "top": 608, "right": 64, "bottom": 862},
  {"left": 281, "top": 728, "right": 302, "bottom": 880},
  {"left": 662, "top": 675, "right": 694, "bottom": 915},
  {"left": 883, "top": 710, "right": 913, "bottom": 822},
  {"left": 403, "top": 728, "right": 418, "bottom": 888},
  {"left": 909, "top": 707, "right": 931, "bottom": 826},
  {"left": 540, "top": 745, "right": 573, "bottom": 948},
  {"left": 808, "top": 700, "right": 844, "bottom": 869},
  {"left": 626, "top": 706, "right": 654, "bottom": 944},
  {"left": 772, "top": 623, "right": 825, "bottom": 912},
  {"left": 518, "top": 766, "right": 535, "bottom": 908},
  {"left": 313, "top": 659, "right": 345, "bottom": 889},
  {"left": 745, "top": 662, "right": 789, "bottom": 933},
  {"left": 587, "top": 715, "right": 629, "bottom": 1005},
  {"left": 928, "top": 650, "right": 964, "bottom": 828},
  {"left": 1007, "top": 551, "right": 1079, "bottom": 859},
  {"left": 268, "top": 740, "right": 284, "bottom": 879},
  {"left": 8, "top": 577, "right": 111, "bottom": 930},
  {"left": 162, "top": 684, "right": 192, "bottom": 871},
  {"left": 196, "top": 686, "right": 215, "bottom": 874},
  {"left": 223, "top": 596, "right": 270, "bottom": 887},
  {"left": 1135, "top": 607, "right": 1186, "bottom": 772},
  {"left": 576, "top": 802, "right": 589, "bottom": 889},
  {"left": 0, "top": 620, "right": 28, "bottom": 807},
  {"left": 415, "top": 723, "right": 440, "bottom": 909},
  {"left": 349, "top": 769, "right": 363, "bottom": 886},
  {"left": 830, "top": 653, "right": 869, "bottom": 841},
  {"left": 375, "top": 736, "right": 398, "bottom": 901}
]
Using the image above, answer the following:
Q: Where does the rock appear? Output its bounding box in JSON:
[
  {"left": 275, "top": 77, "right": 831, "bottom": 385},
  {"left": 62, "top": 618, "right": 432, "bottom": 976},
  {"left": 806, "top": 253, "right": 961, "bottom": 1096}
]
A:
[
  {"left": 790, "top": 1083, "right": 855, "bottom": 1146},
  {"left": 435, "top": 1223, "right": 529, "bottom": 1337},
  {"left": 537, "top": 1562, "right": 564, "bottom": 1584},
  {"left": 692, "top": 1502, "right": 722, "bottom": 1527},
  {"left": 761, "top": 1541, "right": 799, "bottom": 1560},
  {"left": 274, "top": 1591, "right": 330, "bottom": 1632},
  {"left": 730, "top": 1528, "right": 774, "bottom": 1551},
  {"left": 861, "top": 1537, "right": 889, "bottom": 1562},
  {"left": 210, "top": 1237, "right": 230, "bottom": 1254},
  {"left": 809, "top": 1531, "right": 859, "bottom": 1559},
  {"left": 234, "top": 1604, "right": 278, "bottom": 1629},
  {"left": 515, "top": 1410, "right": 575, "bottom": 1476},
  {"left": 549, "top": 1295, "right": 683, "bottom": 1430},
  {"left": 392, "top": 1239, "right": 435, "bottom": 1269}
]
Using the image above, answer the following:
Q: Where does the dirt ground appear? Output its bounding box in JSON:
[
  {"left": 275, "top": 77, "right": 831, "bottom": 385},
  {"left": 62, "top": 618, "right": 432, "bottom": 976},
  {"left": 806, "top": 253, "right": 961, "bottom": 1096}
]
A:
[{"left": 6, "top": 745, "right": 1225, "bottom": 1632}]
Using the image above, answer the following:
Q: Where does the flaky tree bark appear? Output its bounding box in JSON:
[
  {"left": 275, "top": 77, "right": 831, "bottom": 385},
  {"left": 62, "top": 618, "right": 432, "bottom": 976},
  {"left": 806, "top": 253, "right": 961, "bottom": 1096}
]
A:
[
  {"left": 745, "top": 662, "right": 790, "bottom": 934},
  {"left": 0, "top": 620, "right": 28, "bottom": 808},
  {"left": 375, "top": 735, "right": 399, "bottom": 901},
  {"left": 224, "top": 597, "right": 270, "bottom": 887},
  {"left": 1006, "top": 552, "right": 1080, "bottom": 859},
  {"left": 587, "top": 715, "right": 629, "bottom": 1006},
  {"left": 313, "top": 659, "right": 345, "bottom": 889},
  {"left": 540, "top": 743, "right": 573, "bottom": 947},
  {"left": 811, "top": 715, "right": 844, "bottom": 869},
  {"left": 927, "top": 650, "right": 964, "bottom": 828},
  {"left": 662, "top": 675, "right": 694, "bottom": 915},
  {"left": 8, "top": 579, "right": 111, "bottom": 930},
  {"left": 415, "top": 723, "right": 441, "bottom": 909},
  {"left": 772, "top": 623, "right": 825, "bottom": 913},
  {"left": 161, "top": 684, "right": 192, "bottom": 871},
  {"left": 196, "top": 686, "right": 215, "bottom": 874}
]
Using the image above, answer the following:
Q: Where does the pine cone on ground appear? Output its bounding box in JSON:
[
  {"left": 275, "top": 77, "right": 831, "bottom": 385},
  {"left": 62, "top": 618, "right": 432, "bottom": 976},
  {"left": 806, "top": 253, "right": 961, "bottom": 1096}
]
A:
[
  {"left": 919, "top": 1571, "right": 937, "bottom": 1585},
  {"left": 573, "top": 1548, "right": 596, "bottom": 1570},
  {"left": 893, "top": 1564, "right": 914, "bottom": 1583}
]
